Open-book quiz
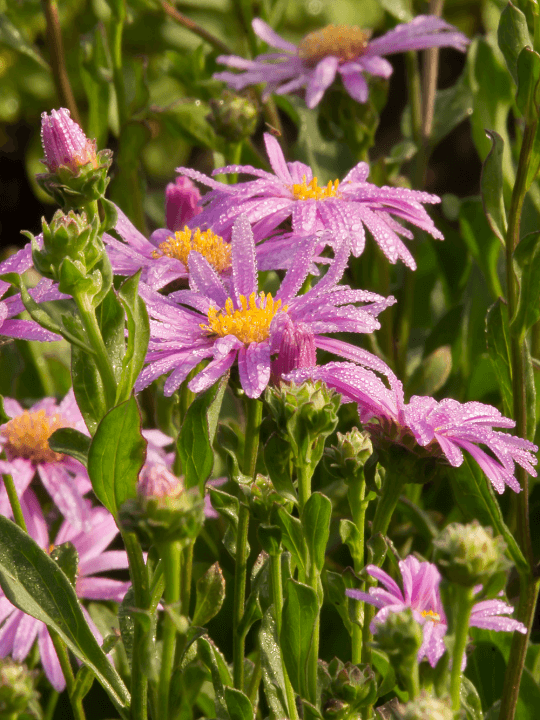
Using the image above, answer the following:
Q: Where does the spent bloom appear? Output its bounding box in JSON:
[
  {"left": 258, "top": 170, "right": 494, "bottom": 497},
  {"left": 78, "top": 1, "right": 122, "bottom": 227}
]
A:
[
  {"left": 178, "top": 132, "right": 443, "bottom": 269},
  {"left": 135, "top": 215, "right": 394, "bottom": 398},
  {"left": 214, "top": 17, "right": 469, "bottom": 109},
  {"left": 0, "top": 390, "right": 92, "bottom": 529},
  {"left": 288, "top": 362, "right": 538, "bottom": 493},
  {"left": 0, "top": 491, "right": 129, "bottom": 691},
  {"left": 346, "top": 556, "right": 526, "bottom": 668},
  {"left": 40, "top": 108, "right": 97, "bottom": 173}
]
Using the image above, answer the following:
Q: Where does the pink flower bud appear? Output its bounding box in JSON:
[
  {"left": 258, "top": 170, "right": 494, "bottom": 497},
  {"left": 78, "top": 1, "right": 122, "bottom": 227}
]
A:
[
  {"left": 138, "top": 462, "right": 183, "bottom": 501},
  {"left": 40, "top": 108, "right": 97, "bottom": 173},
  {"left": 165, "top": 176, "right": 202, "bottom": 231},
  {"left": 271, "top": 318, "right": 316, "bottom": 382}
]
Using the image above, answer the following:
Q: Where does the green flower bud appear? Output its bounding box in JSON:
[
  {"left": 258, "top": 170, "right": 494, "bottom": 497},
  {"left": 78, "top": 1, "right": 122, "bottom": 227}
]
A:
[
  {"left": 433, "top": 521, "right": 510, "bottom": 587},
  {"left": 322, "top": 658, "right": 377, "bottom": 717},
  {"left": 119, "top": 464, "right": 204, "bottom": 548},
  {"left": 0, "top": 660, "right": 39, "bottom": 717},
  {"left": 207, "top": 91, "right": 258, "bottom": 143},
  {"left": 325, "top": 428, "right": 373, "bottom": 483},
  {"left": 391, "top": 692, "right": 453, "bottom": 720},
  {"left": 374, "top": 608, "right": 423, "bottom": 677}
]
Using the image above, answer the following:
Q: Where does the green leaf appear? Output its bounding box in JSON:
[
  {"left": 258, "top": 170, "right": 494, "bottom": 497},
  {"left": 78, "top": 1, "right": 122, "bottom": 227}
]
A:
[
  {"left": 87, "top": 396, "right": 147, "bottom": 517},
  {"left": 224, "top": 686, "right": 254, "bottom": 720},
  {"left": 486, "top": 300, "right": 513, "bottom": 417},
  {"left": 407, "top": 346, "right": 452, "bottom": 397},
  {"left": 325, "top": 570, "right": 353, "bottom": 635},
  {"left": 280, "top": 579, "right": 318, "bottom": 699},
  {"left": 459, "top": 198, "right": 503, "bottom": 299},
  {"left": 96, "top": 287, "right": 126, "bottom": 384},
  {"left": 71, "top": 345, "right": 107, "bottom": 435},
  {"left": 303, "top": 492, "right": 331, "bottom": 574},
  {"left": 208, "top": 487, "right": 241, "bottom": 558},
  {"left": 50, "top": 542, "right": 79, "bottom": 586},
  {"left": 511, "top": 232, "right": 540, "bottom": 338},
  {"left": 429, "top": 75, "right": 474, "bottom": 149},
  {"left": 264, "top": 433, "right": 297, "bottom": 504},
  {"left": 259, "top": 610, "right": 289, "bottom": 720},
  {"left": 177, "top": 378, "right": 227, "bottom": 492},
  {"left": 0, "top": 395, "right": 10, "bottom": 425},
  {"left": 0, "top": 515, "right": 130, "bottom": 708},
  {"left": 197, "top": 636, "right": 231, "bottom": 720},
  {"left": 0, "top": 14, "right": 50, "bottom": 70},
  {"left": 481, "top": 131, "right": 507, "bottom": 242},
  {"left": 164, "top": 103, "right": 219, "bottom": 151},
  {"left": 79, "top": 25, "right": 110, "bottom": 149},
  {"left": 116, "top": 270, "right": 150, "bottom": 403},
  {"left": 378, "top": 0, "right": 412, "bottom": 22},
  {"left": 461, "top": 676, "right": 484, "bottom": 720},
  {"left": 516, "top": 47, "right": 540, "bottom": 121},
  {"left": 526, "top": 122, "right": 540, "bottom": 189},
  {"left": 274, "top": 507, "right": 307, "bottom": 576},
  {"left": 339, "top": 519, "right": 364, "bottom": 570},
  {"left": 498, "top": 2, "right": 531, "bottom": 83},
  {"left": 192, "top": 562, "right": 226, "bottom": 627},
  {"left": 48, "top": 427, "right": 91, "bottom": 467}
]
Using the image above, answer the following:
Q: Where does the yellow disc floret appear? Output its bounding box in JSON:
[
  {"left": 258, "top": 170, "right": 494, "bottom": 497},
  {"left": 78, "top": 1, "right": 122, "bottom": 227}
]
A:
[
  {"left": 153, "top": 226, "right": 232, "bottom": 274},
  {"left": 2, "top": 409, "right": 66, "bottom": 464},
  {"left": 298, "top": 24, "right": 372, "bottom": 66},
  {"left": 201, "top": 292, "right": 287, "bottom": 345},
  {"left": 421, "top": 609, "right": 441, "bottom": 623},
  {"left": 290, "top": 175, "right": 340, "bottom": 201}
]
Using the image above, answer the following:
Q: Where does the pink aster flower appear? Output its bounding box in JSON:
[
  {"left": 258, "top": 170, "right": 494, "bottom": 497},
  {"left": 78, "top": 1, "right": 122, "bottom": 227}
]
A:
[
  {"left": 0, "top": 491, "right": 129, "bottom": 692},
  {"left": 178, "top": 133, "right": 444, "bottom": 269},
  {"left": 0, "top": 390, "right": 92, "bottom": 529},
  {"left": 346, "top": 556, "right": 526, "bottom": 668},
  {"left": 288, "top": 362, "right": 538, "bottom": 493},
  {"left": 165, "top": 176, "right": 203, "bottom": 233},
  {"left": 135, "top": 214, "right": 395, "bottom": 398},
  {"left": 214, "top": 17, "right": 469, "bottom": 109}
]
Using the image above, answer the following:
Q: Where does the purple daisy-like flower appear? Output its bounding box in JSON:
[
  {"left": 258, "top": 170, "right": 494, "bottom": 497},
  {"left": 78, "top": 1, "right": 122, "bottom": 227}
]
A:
[
  {"left": 346, "top": 556, "right": 526, "bottom": 668},
  {"left": 0, "top": 491, "right": 129, "bottom": 691},
  {"left": 178, "top": 133, "right": 444, "bottom": 269},
  {"left": 135, "top": 214, "right": 395, "bottom": 399},
  {"left": 288, "top": 362, "right": 538, "bottom": 493},
  {"left": 0, "top": 390, "right": 92, "bottom": 529},
  {"left": 214, "top": 16, "right": 469, "bottom": 109}
]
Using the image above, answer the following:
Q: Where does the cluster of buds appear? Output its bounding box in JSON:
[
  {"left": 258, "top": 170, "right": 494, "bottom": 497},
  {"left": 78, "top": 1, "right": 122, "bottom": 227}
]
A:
[
  {"left": 0, "top": 660, "right": 40, "bottom": 718},
  {"left": 325, "top": 428, "right": 373, "bottom": 484},
  {"left": 37, "top": 108, "right": 112, "bottom": 210},
  {"left": 373, "top": 608, "right": 423, "bottom": 682},
  {"left": 207, "top": 90, "right": 258, "bottom": 143},
  {"left": 119, "top": 464, "right": 205, "bottom": 548},
  {"left": 320, "top": 658, "right": 377, "bottom": 719},
  {"left": 389, "top": 693, "right": 453, "bottom": 720}
]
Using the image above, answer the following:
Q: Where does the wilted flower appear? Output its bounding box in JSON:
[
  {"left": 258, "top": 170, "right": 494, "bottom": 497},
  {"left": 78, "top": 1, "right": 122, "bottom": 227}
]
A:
[
  {"left": 40, "top": 108, "right": 97, "bottom": 173},
  {"left": 135, "top": 215, "right": 394, "bottom": 398},
  {"left": 214, "top": 16, "right": 469, "bottom": 109},
  {"left": 0, "top": 491, "right": 129, "bottom": 691},
  {"left": 178, "top": 132, "right": 444, "bottom": 268},
  {"left": 346, "top": 555, "right": 526, "bottom": 668}
]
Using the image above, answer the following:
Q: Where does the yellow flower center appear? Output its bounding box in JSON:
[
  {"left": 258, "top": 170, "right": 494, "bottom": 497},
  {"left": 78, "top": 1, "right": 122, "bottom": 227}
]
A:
[
  {"left": 421, "top": 609, "right": 441, "bottom": 623},
  {"left": 152, "top": 226, "right": 232, "bottom": 274},
  {"left": 298, "top": 24, "right": 372, "bottom": 66},
  {"left": 290, "top": 175, "right": 340, "bottom": 201},
  {"left": 2, "top": 409, "right": 65, "bottom": 464},
  {"left": 201, "top": 292, "right": 287, "bottom": 345}
]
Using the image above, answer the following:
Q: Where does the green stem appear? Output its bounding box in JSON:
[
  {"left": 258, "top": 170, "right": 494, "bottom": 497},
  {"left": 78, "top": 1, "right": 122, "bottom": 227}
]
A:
[
  {"left": 158, "top": 541, "right": 182, "bottom": 720},
  {"left": 270, "top": 553, "right": 299, "bottom": 720},
  {"left": 347, "top": 477, "right": 366, "bottom": 665},
  {"left": 499, "top": 119, "right": 539, "bottom": 720},
  {"left": 122, "top": 532, "right": 149, "bottom": 720},
  {"left": 180, "top": 541, "right": 193, "bottom": 616},
  {"left": 3, "top": 475, "right": 28, "bottom": 532},
  {"left": 44, "top": 689, "right": 59, "bottom": 720},
  {"left": 73, "top": 293, "right": 117, "bottom": 408},
  {"left": 450, "top": 586, "right": 475, "bottom": 712},
  {"left": 371, "top": 470, "right": 406, "bottom": 539},
  {"left": 405, "top": 662, "right": 421, "bottom": 702},
  {"left": 49, "top": 630, "right": 86, "bottom": 720},
  {"left": 110, "top": 3, "right": 128, "bottom": 130},
  {"left": 158, "top": 0, "right": 233, "bottom": 54},
  {"left": 247, "top": 648, "right": 262, "bottom": 707},
  {"left": 243, "top": 398, "right": 263, "bottom": 479}
]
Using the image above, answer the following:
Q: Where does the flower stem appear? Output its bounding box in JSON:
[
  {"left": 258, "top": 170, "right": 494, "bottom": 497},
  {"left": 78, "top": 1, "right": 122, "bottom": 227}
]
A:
[
  {"left": 3, "top": 475, "right": 28, "bottom": 533},
  {"left": 49, "top": 630, "right": 86, "bottom": 720},
  {"left": 158, "top": 0, "right": 233, "bottom": 54},
  {"left": 499, "top": 119, "right": 539, "bottom": 720},
  {"left": 450, "top": 585, "right": 475, "bottom": 712},
  {"left": 158, "top": 541, "right": 182, "bottom": 720},
  {"left": 44, "top": 689, "right": 59, "bottom": 720},
  {"left": 180, "top": 541, "right": 194, "bottom": 617},
  {"left": 347, "top": 476, "right": 367, "bottom": 664},
  {"left": 371, "top": 469, "right": 405, "bottom": 539}
]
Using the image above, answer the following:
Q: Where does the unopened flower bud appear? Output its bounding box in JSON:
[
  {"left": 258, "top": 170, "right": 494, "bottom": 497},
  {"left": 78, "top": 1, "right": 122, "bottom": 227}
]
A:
[
  {"left": 374, "top": 608, "right": 423, "bottom": 674},
  {"left": 207, "top": 90, "right": 258, "bottom": 142},
  {"left": 166, "top": 177, "right": 202, "bottom": 231},
  {"left": 271, "top": 317, "right": 316, "bottom": 383},
  {"left": 41, "top": 108, "right": 97, "bottom": 173},
  {"left": 0, "top": 660, "right": 39, "bottom": 716},
  {"left": 433, "top": 521, "right": 510, "bottom": 587},
  {"left": 250, "top": 474, "right": 284, "bottom": 522},
  {"left": 325, "top": 428, "right": 373, "bottom": 483},
  {"left": 391, "top": 692, "right": 453, "bottom": 720}
]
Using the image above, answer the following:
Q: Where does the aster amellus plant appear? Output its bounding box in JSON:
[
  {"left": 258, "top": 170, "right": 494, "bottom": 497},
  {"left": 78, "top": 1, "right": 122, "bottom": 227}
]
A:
[{"left": 3, "top": 0, "right": 540, "bottom": 717}]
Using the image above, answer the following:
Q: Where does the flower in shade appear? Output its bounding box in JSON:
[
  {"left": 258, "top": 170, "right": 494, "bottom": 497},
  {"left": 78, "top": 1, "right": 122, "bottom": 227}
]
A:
[
  {"left": 346, "top": 556, "right": 526, "bottom": 668},
  {"left": 0, "top": 491, "right": 130, "bottom": 691},
  {"left": 178, "top": 133, "right": 443, "bottom": 269},
  {"left": 40, "top": 108, "right": 97, "bottom": 173},
  {"left": 135, "top": 215, "right": 395, "bottom": 398},
  {"left": 287, "top": 362, "right": 538, "bottom": 493},
  {"left": 214, "top": 17, "right": 469, "bottom": 109},
  {"left": 0, "top": 390, "right": 92, "bottom": 529}
]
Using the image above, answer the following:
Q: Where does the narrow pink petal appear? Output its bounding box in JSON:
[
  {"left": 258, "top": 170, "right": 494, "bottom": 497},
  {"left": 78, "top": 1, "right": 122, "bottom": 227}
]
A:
[
  {"left": 77, "top": 577, "right": 130, "bottom": 602},
  {"left": 263, "top": 134, "right": 293, "bottom": 185},
  {"left": 12, "top": 612, "right": 39, "bottom": 662},
  {"left": 39, "top": 625, "right": 66, "bottom": 692},
  {"left": 305, "top": 56, "right": 339, "bottom": 108},
  {"left": 339, "top": 67, "right": 369, "bottom": 103},
  {"left": 238, "top": 342, "right": 271, "bottom": 398},
  {"left": 79, "top": 550, "right": 129, "bottom": 576},
  {"left": 252, "top": 19, "right": 297, "bottom": 53},
  {"left": 231, "top": 215, "right": 258, "bottom": 303},
  {"left": 188, "top": 351, "right": 237, "bottom": 394},
  {"left": 366, "top": 565, "right": 403, "bottom": 601}
]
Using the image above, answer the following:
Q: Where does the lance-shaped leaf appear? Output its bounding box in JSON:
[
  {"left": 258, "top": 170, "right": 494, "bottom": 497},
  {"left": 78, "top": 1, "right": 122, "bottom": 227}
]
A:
[
  {"left": 192, "top": 562, "right": 226, "bottom": 627},
  {"left": 516, "top": 47, "right": 540, "bottom": 122},
  {"left": 48, "top": 428, "right": 91, "bottom": 467},
  {"left": 498, "top": 2, "right": 532, "bottom": 83},
  {"left": 280, "top": 579, "right": 318, "bottom": 699},
  {"left": 264, "top": 433, "right": 297, "bottom": 504},
  {"left": 0, "top": 515, "right": 130, "bottom": 708},
  {"left": 259, "top": 610, "right": 289, "bottom": 720},
  {"left": 87, "top": 396, "right": 147, "bottom": 517},
  {"left": 511, "top": 232, "right": 540, "bottom": 339},
  {"left": 96, "top": 286, "right": 125, "bottom": 384},
  {"left": 486, "top": 300, "right": 513, "bottom": 417},
  {"left": 481, "top": 131, "right": 507, "bottom": 243},
  {"left": 303, "top": 492, "right": 331, "bottom": 574},
  {"left": 225, "top": 687, "right": 254, "bottom": 720},
  {"left": 116, "top": 270, "right": 150, "bottom": 403},
  {"left": 177, "top": 377, "right": 227, "bottom": 492},
  {"left": 274, "top": 507, "right": 307, "bottom": 576},
  {"left": 71, "top": 345, "right": 107, "bottom": 435}
]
